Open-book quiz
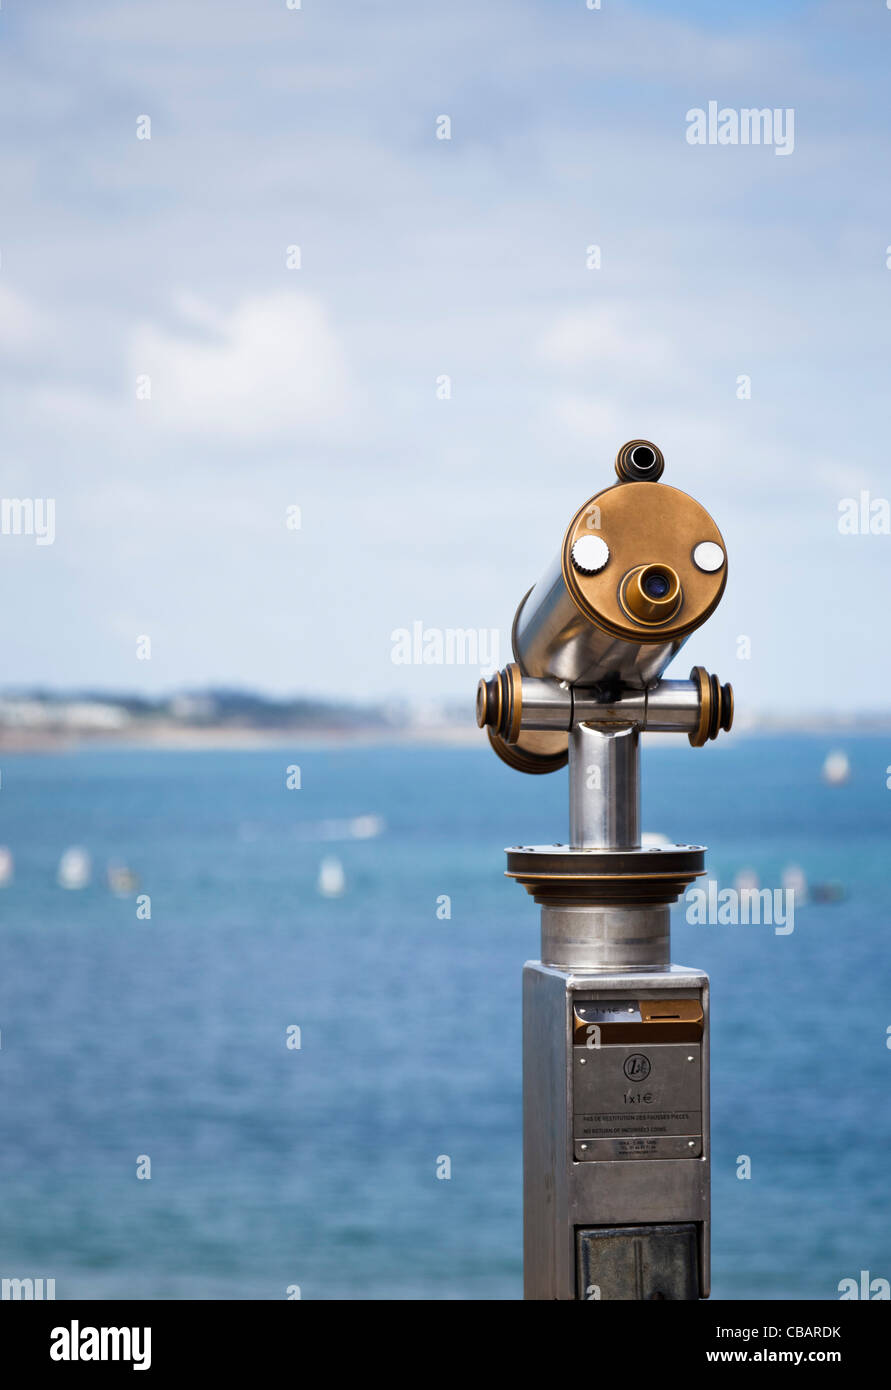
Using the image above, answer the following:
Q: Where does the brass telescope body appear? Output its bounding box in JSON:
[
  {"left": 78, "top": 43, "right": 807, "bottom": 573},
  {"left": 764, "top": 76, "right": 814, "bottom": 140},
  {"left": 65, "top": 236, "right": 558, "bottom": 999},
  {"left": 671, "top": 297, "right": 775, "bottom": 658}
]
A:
[{"left": 478, "top": 442, "right": 731, "bottom": 772}]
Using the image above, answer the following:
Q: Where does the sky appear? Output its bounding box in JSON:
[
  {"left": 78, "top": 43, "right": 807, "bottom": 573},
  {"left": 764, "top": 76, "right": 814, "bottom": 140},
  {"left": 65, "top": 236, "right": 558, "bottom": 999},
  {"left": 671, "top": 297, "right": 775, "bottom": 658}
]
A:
[{"left": 0, "top": 0, "right": 889, "bottom": 714}]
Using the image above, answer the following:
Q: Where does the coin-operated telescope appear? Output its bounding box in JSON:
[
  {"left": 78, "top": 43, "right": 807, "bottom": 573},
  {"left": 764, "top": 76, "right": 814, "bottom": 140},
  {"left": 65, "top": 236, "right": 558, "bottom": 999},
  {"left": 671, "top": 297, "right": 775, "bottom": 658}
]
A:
[{"left": 476, "top": 440, "right": 733, "bottom": 1301}]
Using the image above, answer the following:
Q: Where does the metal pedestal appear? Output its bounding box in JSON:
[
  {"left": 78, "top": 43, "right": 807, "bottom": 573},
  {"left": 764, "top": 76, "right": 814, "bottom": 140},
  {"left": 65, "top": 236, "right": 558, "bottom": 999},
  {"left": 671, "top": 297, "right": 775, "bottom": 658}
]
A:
[{"left": 474, "top": 442, "right": 732, "bottom": 1301}]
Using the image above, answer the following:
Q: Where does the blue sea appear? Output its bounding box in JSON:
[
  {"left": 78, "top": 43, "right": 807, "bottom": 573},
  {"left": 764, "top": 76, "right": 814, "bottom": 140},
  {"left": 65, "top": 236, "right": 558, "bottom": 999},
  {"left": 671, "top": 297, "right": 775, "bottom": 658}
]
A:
[{"left": 0, "top": 736, "right": 888, "bottom": 1300}]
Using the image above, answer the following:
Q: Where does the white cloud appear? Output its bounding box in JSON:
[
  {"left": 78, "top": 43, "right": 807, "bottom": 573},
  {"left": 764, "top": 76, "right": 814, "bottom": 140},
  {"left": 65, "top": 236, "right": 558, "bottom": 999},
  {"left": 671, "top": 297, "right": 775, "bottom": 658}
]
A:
[{"left": 128, "top": 292, "right": 350, "bottom": 440}]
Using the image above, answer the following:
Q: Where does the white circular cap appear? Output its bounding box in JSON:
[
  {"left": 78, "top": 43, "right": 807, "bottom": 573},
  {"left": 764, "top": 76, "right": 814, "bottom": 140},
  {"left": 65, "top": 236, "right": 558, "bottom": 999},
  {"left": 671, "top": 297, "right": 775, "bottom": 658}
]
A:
[
  {"left": 692, "top": 541, "right": 725, "bottom": 573},
  {"left": 571, "top": 535, "right": 610, "bottom": 574}
]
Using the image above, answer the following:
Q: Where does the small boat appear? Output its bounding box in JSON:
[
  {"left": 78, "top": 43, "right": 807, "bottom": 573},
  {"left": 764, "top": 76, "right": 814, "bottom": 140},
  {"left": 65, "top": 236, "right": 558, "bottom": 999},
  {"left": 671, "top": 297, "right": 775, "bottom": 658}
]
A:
[
  {"left": 822, "top": 750, "right": 850, "bottom": 785},
  {"left": 349, "top": 814, "right": 384, "bottom": 840},
  {"left": 0, "top": 846, "right": 13, "bottom": 886},
  {"left": 58, "top": 847, "right": 91, "bottom": 890},
  {"left": 810, "top": 881, "right": 845, "bottom": 904},
  {"left": 317, "top": 856, "right": 345, "bottom": 898},
  {"left": 107, "top": 863, "right": 140, "bottom": 897},
  {"left": 297, "top": 814, "right": 386, "bottom": 843}
]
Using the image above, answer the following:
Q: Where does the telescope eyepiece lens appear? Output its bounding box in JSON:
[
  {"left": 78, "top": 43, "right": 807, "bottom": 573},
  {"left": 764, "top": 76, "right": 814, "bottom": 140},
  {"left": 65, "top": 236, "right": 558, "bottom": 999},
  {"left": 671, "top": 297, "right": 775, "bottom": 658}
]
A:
[
  {"left": 642, "top": 570, "right": 671, "bottom": 599},
  {"left": 622, "top": 563, "right": 682, "bottom": 623}
]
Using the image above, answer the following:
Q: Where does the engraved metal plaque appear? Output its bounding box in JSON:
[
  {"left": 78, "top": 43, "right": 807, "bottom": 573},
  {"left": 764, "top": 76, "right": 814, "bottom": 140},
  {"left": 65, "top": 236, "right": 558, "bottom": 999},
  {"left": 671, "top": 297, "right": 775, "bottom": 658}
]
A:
[{"left": 573, "top": 1040, "right": 702, "bottom": 1161}]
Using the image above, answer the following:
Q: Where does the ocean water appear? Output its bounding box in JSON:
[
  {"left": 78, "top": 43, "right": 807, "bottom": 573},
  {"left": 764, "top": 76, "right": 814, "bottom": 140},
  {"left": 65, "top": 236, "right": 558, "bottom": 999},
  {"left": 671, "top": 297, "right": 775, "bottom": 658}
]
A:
[{"left": 0, "top": 735, "right": 888, "bottom": 1301}]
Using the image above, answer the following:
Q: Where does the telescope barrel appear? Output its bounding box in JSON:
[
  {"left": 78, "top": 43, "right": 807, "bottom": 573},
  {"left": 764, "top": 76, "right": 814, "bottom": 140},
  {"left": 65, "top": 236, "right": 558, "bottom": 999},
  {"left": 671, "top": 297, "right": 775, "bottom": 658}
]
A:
[
  {"left": 513, "top": 553, "right": 688, "bottom": 690},
  {"left": 511, "top": 446, "right": 727, "bottom": 692}
]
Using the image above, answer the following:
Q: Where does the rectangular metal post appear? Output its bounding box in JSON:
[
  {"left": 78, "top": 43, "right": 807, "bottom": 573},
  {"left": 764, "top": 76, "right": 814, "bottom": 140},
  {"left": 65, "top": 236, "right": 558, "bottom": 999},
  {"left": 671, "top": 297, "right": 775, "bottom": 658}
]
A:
[{"left": 523, "top": 962, "right": 710, "bottom": 1300}]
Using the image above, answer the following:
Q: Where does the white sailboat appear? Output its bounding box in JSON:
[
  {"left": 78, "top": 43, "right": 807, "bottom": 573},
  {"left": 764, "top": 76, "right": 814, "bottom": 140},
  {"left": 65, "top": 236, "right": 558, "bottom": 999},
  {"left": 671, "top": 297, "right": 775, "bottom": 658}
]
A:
[
  {"left": 58, "top": 847, "right": 91, "bottom": 890},
  {"left": 317, "top": 855, "right": 345, "bottom": 898},
  {"left": 821, "top": 750, "right": 851, "bottom": 785},
  {"left": 781, "top": 863, "right": 808, "bottom": 903},
  {"left": 349, "top": 814, "right": 384, "bottom": 840}
]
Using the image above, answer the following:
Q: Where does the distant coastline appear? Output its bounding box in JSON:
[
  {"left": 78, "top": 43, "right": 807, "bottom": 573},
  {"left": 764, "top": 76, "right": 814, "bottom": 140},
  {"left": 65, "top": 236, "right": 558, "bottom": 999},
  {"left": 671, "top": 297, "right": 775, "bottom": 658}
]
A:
[{"left": 0, "top": 688, "right": 888, "bottom": 752}]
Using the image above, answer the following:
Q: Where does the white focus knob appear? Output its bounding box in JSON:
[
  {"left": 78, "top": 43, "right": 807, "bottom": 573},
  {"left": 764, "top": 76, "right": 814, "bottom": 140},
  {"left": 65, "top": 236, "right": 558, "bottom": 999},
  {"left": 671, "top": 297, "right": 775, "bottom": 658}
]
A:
[
  {"left": 571, "top": 535, "right": 610, "bottom": 574},
  {"left": 692, "top": 541, "right": 725, "bottom": 573}
]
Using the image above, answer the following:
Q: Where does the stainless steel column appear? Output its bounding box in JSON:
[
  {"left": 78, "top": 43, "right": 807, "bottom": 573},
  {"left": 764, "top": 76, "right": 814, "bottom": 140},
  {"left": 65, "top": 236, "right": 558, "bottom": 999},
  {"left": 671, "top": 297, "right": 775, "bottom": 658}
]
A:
[{"left": 569, "top": 722, "right": 640, "bottom": 849}]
